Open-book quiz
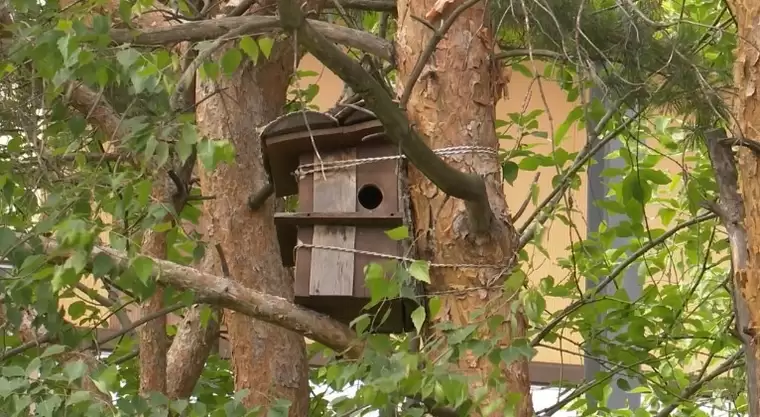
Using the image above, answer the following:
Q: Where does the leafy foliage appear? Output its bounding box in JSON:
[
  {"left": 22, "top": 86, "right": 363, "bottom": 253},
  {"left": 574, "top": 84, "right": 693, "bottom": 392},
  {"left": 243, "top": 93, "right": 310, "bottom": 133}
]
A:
[{"left": 0, "top": 0, "right": 748, "bottom": 414}]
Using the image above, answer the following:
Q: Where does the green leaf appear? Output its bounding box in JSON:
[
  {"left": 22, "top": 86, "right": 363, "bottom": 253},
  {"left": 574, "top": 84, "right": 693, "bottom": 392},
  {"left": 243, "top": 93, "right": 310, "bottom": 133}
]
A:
[
  {"left": 554, "top": 106, "right": 583, "bottom": 145},
  {"left": 503, "top": 270, "right": 525, "bottom": 291},
  {"left": 524, "top": 289, "right": 545, "bottom": 323},
  {"left": 428, "top": 296, "right": 441, "bottom": 318},
  {"left": 92, "top": 253, "right": 114, "bottom": 277},
  {"left": 41, "top": 344, "right": 66, "bottom": 358},
  {"left": 2, "top": 366, "right": 24, "bottom": 377},
  {"left": 68, "top": 301, "right": 87, "bottom": 320},
  {"left": 177, "top": 124, "right": 198, "bottom": 163},
  {"left": 349, "top": 313, "right": 371, "bottom": 334},
  {"left": 221, "top": 47, "right": 243, "bottom": 75},
  {"left": 267, "top": 399, "right": 291, "bottom": 417},
  {"left": 502, "top": 161, "right": 519, "bottom": 185},
  {"left": 411, "top": 305, "right": 426, "bottom": 333},
  {"left": 64, "top": 361, "right": 88, "bottom": 382},
  {"left": 239, "top": 36, "right": 260, "bottom": 64},
  {"left": 258, "top": 37, "right": 274, "bottom": 59},
  {"left": 198, "top": 138, "right": 235, "bottom": 171},
  {"left": 0, "top": 226, "right": 16, "bottom": 256},
  {"left": 639, "top": 168, "right": 671, "bottom": 185},
  {"left": 384, "top": 226, "right": 409, "bottom": 241},
  {"left": 116, "top": 48, "right": 141, "bottom": 69},
  {"left": 131, "top": 256, "right": 155, "bottom": 284},
  {"left": 52, "top": 267, "right": 78, "bottom": 292},
  {"left": 408, "top": 260, "right": 430, "bottom": 283},
  {"left": 66, "top": 390, "right": 91, "bottom": 406},
  {"left": 36, "top": 395, "right": 62, "bottom": 417}
]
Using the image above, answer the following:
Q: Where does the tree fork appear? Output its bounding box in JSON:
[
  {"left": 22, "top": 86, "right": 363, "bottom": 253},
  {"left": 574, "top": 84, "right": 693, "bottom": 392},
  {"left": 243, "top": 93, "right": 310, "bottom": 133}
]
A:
[{"left": 276, "top": 0, "right": 498, "bottom": 233}]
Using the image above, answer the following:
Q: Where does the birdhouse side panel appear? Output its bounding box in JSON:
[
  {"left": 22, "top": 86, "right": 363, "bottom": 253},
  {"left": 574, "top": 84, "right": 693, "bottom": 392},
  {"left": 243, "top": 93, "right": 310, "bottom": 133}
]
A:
[
  {"left": 355, "top": 143, "right": 401, "bottom": 215},
  {"left": 309, "top": 148, "right": 358, "bottom": 296}
]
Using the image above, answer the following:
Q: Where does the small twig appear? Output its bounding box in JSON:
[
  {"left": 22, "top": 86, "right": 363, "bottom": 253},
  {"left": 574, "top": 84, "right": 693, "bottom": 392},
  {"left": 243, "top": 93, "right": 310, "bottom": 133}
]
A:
[
  {"left": 74, "top": 282, "right": 132, "bottom": 330},
  {"left": 531, "top": 212, "right": 718, "bottom": 347},
  {"left": 511, "top": 172, "right": 539, "bottom": 222},
  {"left": 654, "top": 348, "right": 744, "bottom": 417},
  {"left": 227, "top": 0, "right": 258, "bottom": 16},
  {"left": 215, "top": 244, "right": 231, "bottom": 277}
]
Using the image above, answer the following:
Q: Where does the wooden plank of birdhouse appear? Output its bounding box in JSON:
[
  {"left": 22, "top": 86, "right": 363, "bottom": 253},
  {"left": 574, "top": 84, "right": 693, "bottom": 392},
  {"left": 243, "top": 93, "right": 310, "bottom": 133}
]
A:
[{"left": 310, "top": 148, "right": 357, "bottom": 296}]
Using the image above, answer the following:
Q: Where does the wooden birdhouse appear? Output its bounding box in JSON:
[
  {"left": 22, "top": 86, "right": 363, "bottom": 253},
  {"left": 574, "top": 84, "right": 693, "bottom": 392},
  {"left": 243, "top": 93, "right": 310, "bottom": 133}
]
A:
[{"left": 260, "top": 103, "right": 417, "bottom": 333}]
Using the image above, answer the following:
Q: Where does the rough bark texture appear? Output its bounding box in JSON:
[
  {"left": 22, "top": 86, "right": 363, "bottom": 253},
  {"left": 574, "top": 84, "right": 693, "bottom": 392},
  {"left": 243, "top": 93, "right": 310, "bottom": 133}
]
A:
[
  {"left": 395, "top": 2, "right": 533, "bottom": 416},
  {"left": 704, "top": 129, "right": 759, "bottom": 416},
  {"left": 138, "top": 178, "right": 171, "bottom": 395},
  {"left": 732, "top": 0, "right": 760, "bottom": 412},
  {"left": 165, "top": 214, "right": 223, "bottom": 400},
  {"left": 195, "top": 39, "right": 309, "bottom": 414},
  {"left": 166, "top": 303, "right": 221, "bottom": 399}
]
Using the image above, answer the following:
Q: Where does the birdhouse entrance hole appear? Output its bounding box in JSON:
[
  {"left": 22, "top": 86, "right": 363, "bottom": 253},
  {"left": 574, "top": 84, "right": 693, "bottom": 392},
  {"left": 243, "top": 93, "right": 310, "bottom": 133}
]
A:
[{"left": 358, "top": 184, "right": 383, "bottom": 210}]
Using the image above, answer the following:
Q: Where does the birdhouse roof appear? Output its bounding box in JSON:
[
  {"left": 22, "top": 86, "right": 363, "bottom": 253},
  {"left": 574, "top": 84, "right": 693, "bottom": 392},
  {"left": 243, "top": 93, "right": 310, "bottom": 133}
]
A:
[{"left": 260, "top": 98, "right": 386, "bottom": 197}]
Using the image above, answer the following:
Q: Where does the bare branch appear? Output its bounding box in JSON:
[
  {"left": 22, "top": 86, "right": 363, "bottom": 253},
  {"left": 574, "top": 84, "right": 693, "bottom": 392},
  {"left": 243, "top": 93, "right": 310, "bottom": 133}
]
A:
[
  {"left": 109, "top": 15, "right": 394, "bottom": 62},
  {"left": 166, "top": 303, "right": 221, "bottom": 398},
  {"left": 66, "top": 82, "right": 126, "bottom": 143},
  {"left": 330, "top": 0, "right": 396, "bottom": 12},
  {"left": 277, "top": 0, "right": 497, "bottom": 232},
  {"left": 34, "top": 235, "right": 363, "bottom": 358}
]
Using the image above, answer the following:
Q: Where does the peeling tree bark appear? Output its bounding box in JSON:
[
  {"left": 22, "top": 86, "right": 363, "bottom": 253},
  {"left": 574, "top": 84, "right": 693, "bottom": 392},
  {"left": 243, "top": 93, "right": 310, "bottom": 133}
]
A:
[
  {"left": 394, "top": 2, "right": 533, "bottom": 416},
  {"left": 194, "top": 27, "right": 309, "bottom": 416},
  {"left": 729, "top": 0, "right": 760, "bottom": 412}
]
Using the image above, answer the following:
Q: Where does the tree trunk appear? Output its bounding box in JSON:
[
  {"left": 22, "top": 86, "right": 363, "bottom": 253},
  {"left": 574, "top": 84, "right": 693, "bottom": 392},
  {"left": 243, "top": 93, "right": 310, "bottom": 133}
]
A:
[
  {"left": 138, "top": 212, "right": 169, "bottom": 395},
  {"left": 394, "top": 2, "right": 534, "bottom": 416},
  {"left": 731, "top": 0, "right": 760, "bottom": 411},
  {"left": 195, "top": 40, "right": 309, "bottom": 414}
]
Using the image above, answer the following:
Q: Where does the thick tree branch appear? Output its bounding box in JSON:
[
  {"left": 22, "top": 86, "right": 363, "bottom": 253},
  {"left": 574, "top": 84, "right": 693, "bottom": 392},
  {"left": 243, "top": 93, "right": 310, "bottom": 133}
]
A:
[
  {"left": 166, "top": 245, "right": 223, "bottom": 399},
  {"left": 704, "top": 127, "right": 759, "bottom": 416},
  {"left": 329, "top": 0, "right": 395, "bottom": 12},
  {"left": 277, "top": 0, "right": 497, "bottom": 232},
  {"left": 109, "top": 15, "right": 394, "bottom": 62},
  {"left": 66, "top": 82, "right": 127, "bottom": 143},
  {"left": 34, "top": 236, "right": 363, "bottom": 358}
]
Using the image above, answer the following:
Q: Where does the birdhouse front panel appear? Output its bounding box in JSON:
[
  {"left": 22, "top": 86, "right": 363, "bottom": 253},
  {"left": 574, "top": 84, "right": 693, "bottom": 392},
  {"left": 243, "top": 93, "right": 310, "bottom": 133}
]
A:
[
  {"left": 294, "top": 143, "right": 403, "bottom": 299},
  {"left": 296, "top": 142, "right": 401, "bottom": 215}
]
